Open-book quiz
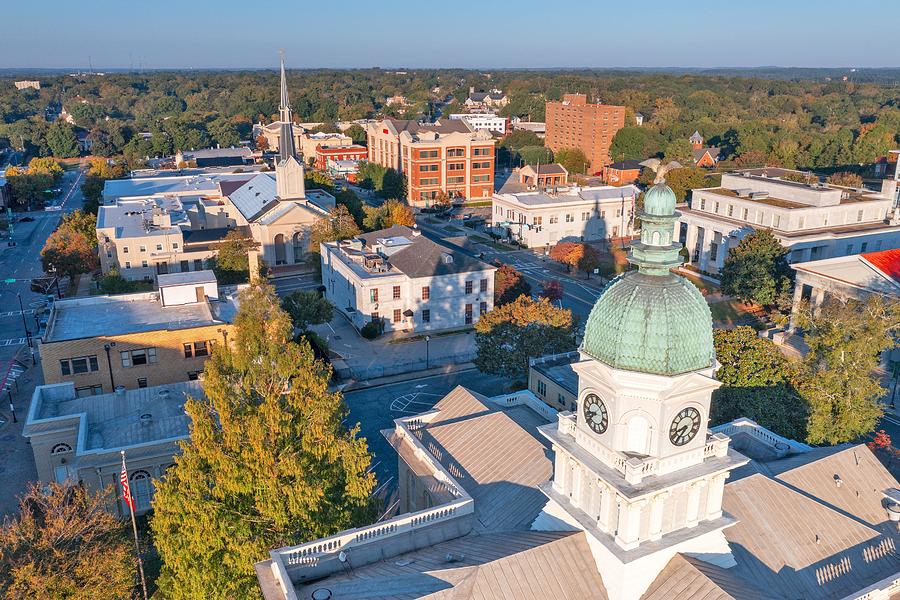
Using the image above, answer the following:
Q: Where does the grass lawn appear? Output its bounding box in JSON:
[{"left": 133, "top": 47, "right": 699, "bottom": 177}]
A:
[
  {"left": 708, "top": 299, "right": 766, "bottom": 329},
  {"left": 680, "top": 270, "right": 721, "bottom": 295},
  {"left": 486, "top": 241, "right": 518, "bottom": 251}
]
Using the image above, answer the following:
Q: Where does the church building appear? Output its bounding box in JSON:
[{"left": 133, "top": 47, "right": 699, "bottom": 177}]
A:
[{"left": 256, "top": 176, "right": 900, "bottom": 599}]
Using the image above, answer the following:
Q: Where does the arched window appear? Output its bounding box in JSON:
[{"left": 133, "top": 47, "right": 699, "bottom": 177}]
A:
[
  {"left": 292, "top": 232, "right": 305, "bottom": 264},
  {"left": 274, "top": 233, "right": 287, "bottom": 265},
  {"left": 51, "top": 443, "right": 72, "bottom": 455},
  {"left": 625, "top": 415, "right": 651, "bottom": 456},
  {"left": 130, "top": 470, "right": 154, "bottom": 512}
]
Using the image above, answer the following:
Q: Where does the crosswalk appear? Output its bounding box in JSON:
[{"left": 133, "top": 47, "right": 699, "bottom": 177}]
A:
[
  {"left": 0, "top": 338, "right": 27, "bottom": 347},
  {"left": 0, "top": 310, "right": 35, "bottom": 318}
]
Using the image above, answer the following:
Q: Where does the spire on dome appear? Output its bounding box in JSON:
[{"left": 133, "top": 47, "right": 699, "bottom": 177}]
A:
[{"left": 276, "top": 50, "right": 297, "bottom": 162}]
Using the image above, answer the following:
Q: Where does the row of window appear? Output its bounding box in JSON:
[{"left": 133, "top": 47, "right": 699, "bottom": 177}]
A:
[
  {"left": 499, "top": 207, "right": 622, "bottom": 223},
  {"left": 60, "top": 355, "right": 99, "bottom": 376},
  {"left": 60, "top": 342, "right": 211, "bottom": 377},
  {"left": 372, "top": 302, "right": 488, "bottom": 324},
  {"left": 417, "top": 174, "right": 493, "bottom": 187},
  {"left": 120, "top": 242, "right": 179, "bottom": 254},
  {"left": 699, "top": 197, "right": 879, "bottom": 230},
  {"left": 368, "top": 280, "right": 487, "bottom": 304}
]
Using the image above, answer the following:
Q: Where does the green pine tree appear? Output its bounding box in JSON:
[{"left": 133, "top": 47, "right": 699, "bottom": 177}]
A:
[
  {"left": 720, "top": 229, "right": 793, "bottom": 307},
  {"left": 151, "top": 285, "right": 376, "bottom": 599}
]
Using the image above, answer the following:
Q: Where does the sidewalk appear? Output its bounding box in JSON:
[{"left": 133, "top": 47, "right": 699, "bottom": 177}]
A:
[
  {"left": 337, "top": 362, "right": 477, "bottom": 392},
  {"left": 0, "top": 346, "right": 41, "bottom": 518}
]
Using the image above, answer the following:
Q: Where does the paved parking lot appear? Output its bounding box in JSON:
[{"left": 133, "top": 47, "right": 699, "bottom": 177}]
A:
[{"left": 341, "top": 369, "right": 511, "bottom": 494}]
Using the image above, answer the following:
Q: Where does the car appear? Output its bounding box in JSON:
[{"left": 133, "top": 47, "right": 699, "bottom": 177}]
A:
[{"left": 18, "top": 216, "right": 34, "bottom": 222}]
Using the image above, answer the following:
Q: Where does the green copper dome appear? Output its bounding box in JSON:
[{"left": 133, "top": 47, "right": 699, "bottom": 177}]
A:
[
  {"left": 581, "top": 181, "right": 714, "bottom": 376},
  {"left": 643, "top": 182, "right": 677, "bottom": 216}
]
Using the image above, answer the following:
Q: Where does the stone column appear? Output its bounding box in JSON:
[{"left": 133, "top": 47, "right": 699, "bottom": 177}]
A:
[
  {"left": 615, "top": 499, "right": 647, "bottom": 550},
  {"left": 788, "top": 281, "right": 804, "bottom": 332},
  {"left": 686, "top": 480, "right": 706, "bottom": 527},
  {"left": 598, "top": 484, "right": 613, "bottom": 532},
  {"left": 813, "top": 287, "right": 826, "bottom": 311},
  {"left": 648, "top": 491, "right": 671, "bottom": 541},
  {"left": 553, "top": 453, "right": 568, "bottom": 495},
  {"left": 684, "top": 224, "right": 698, "bottom": 265},
  {"left": 705, "top": 474, "right": 727, "bottom": 520}
]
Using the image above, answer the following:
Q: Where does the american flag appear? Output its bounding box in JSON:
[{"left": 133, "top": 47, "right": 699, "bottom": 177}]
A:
[{"left": 120, "top": 454, "right": 135, "bottom": 513}]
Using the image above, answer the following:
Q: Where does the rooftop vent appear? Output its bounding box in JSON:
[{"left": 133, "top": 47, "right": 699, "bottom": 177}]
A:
[
  {"left": 749, "top": 191, "right": 770, "bottom": 200},
  {"left": 139, "top": 413, "right": 152, "bottom": 426},
  {"left": 311, "top": 589, "right": 333, "bottom": 600},
  {"left": 734, "top": 188, "right": 752, "bottom": 198},
  {"left": 442, "top": 253, "right": 454, "bottom": 264},
  {"left": 834, "top": 474, "right": 843, "bottom": 488}
]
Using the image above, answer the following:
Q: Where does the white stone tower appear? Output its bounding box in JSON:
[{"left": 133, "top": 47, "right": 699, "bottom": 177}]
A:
[{"left": 274, "top": 51, "right": 305, "bottom": 201}]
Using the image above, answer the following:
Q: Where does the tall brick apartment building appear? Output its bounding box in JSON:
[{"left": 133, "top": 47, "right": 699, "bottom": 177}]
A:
[
  {"left": 545, "top": 93, "right": 626, "bottom": 174},
  {"left": 365, "top": 118, "right": 495, "bottom": 207}
]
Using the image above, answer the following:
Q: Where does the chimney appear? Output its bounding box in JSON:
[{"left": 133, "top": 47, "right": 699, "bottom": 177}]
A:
[{"left": 469, "top": 86, "right": 474, "bottom": 95}]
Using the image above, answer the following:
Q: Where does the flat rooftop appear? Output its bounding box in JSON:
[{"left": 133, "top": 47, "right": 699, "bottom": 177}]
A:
[
  {"left": 27, "top": 380, "right": 201, "bottom": 452},
  {"left": 102, "top": 172, "right": 254, "bottom": 200},
  {"left": 157, "top": 270, "right": 217, "bottom": 287},
  {"left": 96, "top": 196, "right": 190, "bottom": 238},
  {"left": 497, "top": 184, "right": 639, "bottom": 207},
  {"left": 43, "top": 287, "right": 240, "bottom": 343}
]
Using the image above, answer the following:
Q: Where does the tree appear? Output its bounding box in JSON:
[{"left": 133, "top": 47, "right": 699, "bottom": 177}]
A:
[
  {"left": 474, "top": 296, "right": 576, "bottom": 378},
  {"left": 380, "top": 168, "right": 406, "bottom": 200},
  {"left": 539, "top": 279, "right": 564, "bottom": 302},
  {"left": 494, "top": 264, "right": 531, "bottom": 306},
  {"left": 826, "top": 171, "right": 864, "bottom": 187},
  {"left": 45, "top": 121, "right": 80, "bottom": 158},
  {"left": 549, "top": 242, "right": 583, "bottom": 272},
  {"left": 720, "top": 230, "right": 792, "bottom": 307},
  {"left": 363, "top": 200, "right": 415, "bottom": 231},
  {"left": 61, "top": 210, "right": 97, "bottom": 247},
  {"left": 346, "top": 124, "right": 367, "bottom": 145},
  {"left": 664, "top": 138, "right": 694, "bottom": 165},
  {"left": 578, "top": 244, "right": 602, "bottom": 278},
  {"left": 356, "top": 161, "right": 387, "bottom": 191},
  {"left": 335, "top": 189, "right": 365, "bottom": 227},
  {"left": 40, "top": 227, "right": 98, "bottom": 283},
  {"left": 211, "top": 230, "right": 257, "bottom": 284},
  {"left": 207, "top": 117, "right": 241, "bottom": 148},
  {"left": 27, "top": 157, "right": 64, "bottom": 178},
  {"left": 255, "top": 133, "right": 269, "bottom": 151},
  {"left": 305, "top": 170, "right": 335, "bottom": 191},
  {"left": 795, "top": 296, "right": 900, "bottom": 445},
  {"left": 282, "top": 290, "right": 334, "bottom": 330},
  {"left": 501, "top": 129, "right": 543, "bottom": 150},
  {"left": 4, "top": 167, "right": 52, "bottom": 208},
  {"left": 311, "top": 205, "right": 362, "bottom": 249},
  {"left": 518, "top": 145, "right": 554, "bottom": 166},
  {"left": 151, "top": 285, "right": 376, "bottom": 599},
  {"left": 0, "top": 482, "right": 135, "bottom": 599},
  {"left": 555, "top": 147, "right": 589, "bottom": 174},
  {"left": 610, "top": 127, "right": 652, "bottom": 161},
  {"left": 710, "top": 327, "right": 808, "bottom": 440}
]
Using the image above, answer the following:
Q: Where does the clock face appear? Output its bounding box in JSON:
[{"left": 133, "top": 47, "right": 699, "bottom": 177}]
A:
[
  {"left": 669, "top": 407, "right": 702, "bottom": 446},
  {"left": 582, "top": 394, "right": 609, "bottom": 435}
]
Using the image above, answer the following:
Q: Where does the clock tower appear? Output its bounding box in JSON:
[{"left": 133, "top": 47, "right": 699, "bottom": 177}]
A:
[{"left": 533, "top": 179, "right": 748, "bottom": 600}]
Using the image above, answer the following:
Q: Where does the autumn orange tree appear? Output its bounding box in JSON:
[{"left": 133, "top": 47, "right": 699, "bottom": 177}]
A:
[
  {"left": 363, "top": 199, "right": 415, "bottom": 230},
  {"left": 548, "top": 242, "right": 583, "bottom": 272},
  {"left": 494, "top": 264, "right": 531, "bottom": 305},
  {"left": 474, "top": 296, "right": 575, "bottom": 377},
  {"left": 0, "top": 482, "right": 135, "bottom": 599},
  {"left": 40, "top": 226, "right": 98, "bottom": 284},
  {"left": 826, "top": 171, "right": 864, "bottom": 187}
]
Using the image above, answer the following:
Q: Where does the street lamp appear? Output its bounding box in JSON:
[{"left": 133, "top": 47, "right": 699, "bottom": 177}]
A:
[
  {"left": 425, "top": 335, "right": 431, "bottom": 369},
  {"left": 16, "top": 293, "right": 32, "bottom": 348},
  {"left": 104, "top": 342, "right": 117, "bottom": 392}
]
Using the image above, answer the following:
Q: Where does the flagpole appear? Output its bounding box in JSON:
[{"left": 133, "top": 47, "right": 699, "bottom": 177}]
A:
[{"left": 121, "top": 450, "right": 149, "bottom": 600}]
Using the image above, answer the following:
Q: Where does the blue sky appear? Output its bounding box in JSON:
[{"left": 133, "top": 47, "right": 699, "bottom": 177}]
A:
[{"left": 3, "top": 0, "right": 897, "bottom": 69}]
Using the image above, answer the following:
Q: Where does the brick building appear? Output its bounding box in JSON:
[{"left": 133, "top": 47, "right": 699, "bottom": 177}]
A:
[
  {"left": 545, "top": 93, "right": 626, "bottom": 174},
  {"left": 602, "top": 159, "right": 643, "bottom": 186},
  {"left": 365, "top": 118, "right": 495, "bottom": 207},
  {"left": 314, "top": 144, "right": 368, "bottom": 171},
  {"left": 40, "top": 272, "right": 240, "bottom": 394}
]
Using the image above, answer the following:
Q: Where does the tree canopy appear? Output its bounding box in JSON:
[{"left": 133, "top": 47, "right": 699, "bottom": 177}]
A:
[
  {"left": 720, "top": 230, "right": 793, "bottom": 307},
  {"left": 363, "top": 200, "right": 415, "bottom": 231},
  {"left": 554, "top": 147, "right": 589, "bottom": 174},
  {"left": 494, "top": 264, "right": 532, "bottom": 306},
  {"left": 282, "top": 290, "right": 334, "bottom": 331},
  {"left": 795, "top": 296, "right": 900, "bottom": 445},
  {"left": 211, "top": 230, "right": 257, "bottom": 284},
  {"left": 40, "top": 226, "right": 98, "bottom": 283},
  {"left": 0, "top": 482, "right": 135, "bottom": 599},
  {"left": 474, "top": 296, "right": 576, "bottom": 378},
  {"left": 151, "top": 285, "right": 377, "bottom": 599}
]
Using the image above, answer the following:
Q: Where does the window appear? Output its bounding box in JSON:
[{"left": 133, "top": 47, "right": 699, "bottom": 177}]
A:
[
  {"left": 75, "top": 384, "right": 103, "bottom": 397},
  {"left": 742, "top": 208, "right": 748, "bottom": 220},
  {"left": 447, "top": 148, "right": 465, "bottom": 157},
  {"left": 60, "top": 355, "right": 99, "bottom": 376},
  {"left": 714, "top": 201, "right": 720, "bottom": 213},
  {"left": 447, "top": 176, "right": 465, "bottom": 184},
  {"left": 773, "top": 214, "right": 781, "bottom": 229},
  {"left": 479, "top": 301, "right": 487, "bottom": 315},
  {"left": 537, "top": 379, "right": 547, "bottom": 396},
  {"left": 193, "top": 259, "right": 203, "bottom": 270},
  {"left": 858, "top": 209, "right": 864, "bottom": 222},
  {"left": 420, "top": 177, "right": 440, "bottom": 186},
  {"left": 549, "top": 216, "right": 558, "bottom": 224},
  {"left": 582, "top": 212, "right": 590, "bottom": 221},
  {"left": 370, "top": 289, "right": 378, "bottom": 303},
  {"left": 141, "top": 260, "right": 148, "bottom": 268},
  {"left": 448, "top": 162, "right": 465, "bottom": 171},
  {"left": 51, "top": 443, "right": 72, "bottom": 455},
  {"left": 533, "top": 216, "right": 542, "bottom": 226},
  {"left": 419, "top": 149, "right": 439, "bottom": 158},
  {"left": 120, "top": 347, "right": 157, "bottom": 368},
  {"left": 473, "top": 147, "right": 490, "bottom": 156},
  {"left": 172, "top": 242, "right": 179, "bottom": 249},
  {"left": 371, "top": 311, "right": 379, "bottom": 321},
  {"left": 480, "top": 278, "right": 488, "bottom": 293},
  {"left": 465, "top": 280, "right": 473, "bottom": 294},
  {"left": 700, "top": 199, "right": 706, "bottom": 210},
  {"left": 798, "top": 216, "right": 805, "bottom": 229},
  {"left": 124, "top": 261, "right": 131, "bottom": 268},
  {"left": 137, "top": 378, "right": 148, "bottom": 388},
  {"left": 122, "top": 246, "right": 129, "bottom": 254},
  {"left": 727, "top": 205, "right": 734, "bottom": 217},
  {"left": 393, "top": 308, "right": 402, "bottom": 323},
  {"left": 193, "top": 341, "right": 209, "bottom": 357},
  {"left": 130, "top": 470, "right": 153, "bottom": 511},
  {"left": 155, "top": 243, "right": 163, "bottom": 251},
  {"left": 421, "top": 286, "right": 430, "bottom": 300},
  {"left": 422, "top": 309, "right": 430, "bottom": 323},
  {"left": 472, "top": 161, "right": 491, "bottom": 169},
  {"left": 180, "top": 260, "right": 189, "bottom": 272},
  {"left": 558, "top": 393, "right": 565, "bottom": 406},
  {"left": 419, "top": 164, "right": 439, "bottom": 172},
  {"left": 472, "top": 174, "right": 491, "bottom": 182},
  {"left": 139, "top": 245, "right": 146, "bottom": 252},
  {"left": 465, "top": 303, "right": 473, "bottom": 325},
  {"left": 846, "top": 244, "right": 854, "bottom": 255},
  {"left": 393, "top": 285, "right": 401, "bottom": 299},
  {"left": 565, "top": 214, "right": 574, "bottom": 223},
  {"left": 861, "top": 242, "right": 869, "bottom": 252}
]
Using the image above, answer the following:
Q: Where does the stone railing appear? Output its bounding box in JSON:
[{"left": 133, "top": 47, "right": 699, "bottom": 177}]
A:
[
  {"left": 489, "top": 390, "right": 558, "bottom": 421},
  {"left": 712, "top": 418, "right": 810, "bottom": 455},
  {"left": 557, "top": 412, "right": 733, "bottom": 485}
]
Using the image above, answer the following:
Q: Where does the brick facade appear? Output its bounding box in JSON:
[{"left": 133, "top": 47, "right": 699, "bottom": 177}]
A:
[{"left": 545, "top": 93, "right": 625, "bottom": 175}]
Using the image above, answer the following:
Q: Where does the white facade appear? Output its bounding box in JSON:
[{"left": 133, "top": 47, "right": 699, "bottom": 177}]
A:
[
  {"left": 678, "top": 171, "right": 900, "bottom": 274},
  {"left": 448, "top": 113, "right": 506, "bottom": 134},
  {"left": 492, "top": 184, "right": 639, "bottom": 248},
  {"left": 321, "top": 231, "right": 496, "bottom": 334}
]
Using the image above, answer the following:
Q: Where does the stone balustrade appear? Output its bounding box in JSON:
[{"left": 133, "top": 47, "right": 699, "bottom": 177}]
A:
[
  {"left": 712, "top": 417, "right": 810, "bottom": 455},
  {"left": 489, "top": 389, "right": 559, "bottom": 421}
]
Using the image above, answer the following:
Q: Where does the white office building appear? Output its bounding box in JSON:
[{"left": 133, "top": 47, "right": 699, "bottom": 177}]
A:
[
  {"left": 492, "top": 184, "right": 639, "bottom": 248},
  {"left": 321, "top": 225, "right": 496, "bottom": 334},
  {"left": 678, "top": 169, "right": 900, "bottom": 274},
  {"left": 448, "top": 113, "right": 507, "bottom": 134}
]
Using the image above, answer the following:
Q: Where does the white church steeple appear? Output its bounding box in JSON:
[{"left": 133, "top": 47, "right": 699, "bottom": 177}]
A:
[{"left": 274, "top": 51, "right": 305, "bottom": 201}]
